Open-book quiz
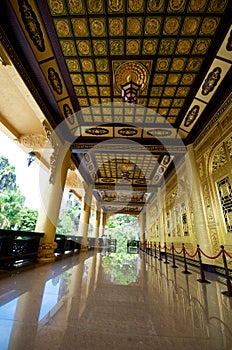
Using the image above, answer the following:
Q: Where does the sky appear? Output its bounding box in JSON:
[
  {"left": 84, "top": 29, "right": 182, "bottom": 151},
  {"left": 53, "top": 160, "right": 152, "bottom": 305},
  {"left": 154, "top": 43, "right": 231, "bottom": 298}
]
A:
[{"left": 0, "top": 130, "right": 42, "bottom": 210}]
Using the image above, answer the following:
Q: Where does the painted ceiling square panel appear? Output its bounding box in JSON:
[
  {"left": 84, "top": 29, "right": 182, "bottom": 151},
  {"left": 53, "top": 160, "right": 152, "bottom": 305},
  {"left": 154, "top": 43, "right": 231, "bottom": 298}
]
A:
[
  {"left": 97, "top": 74, "right": 110, "bottom": 85},
  {"left": 66, "top": 59, "right": 80, "bottom": 72},
  {"left": 48, "top": 0, "right": 68, "bottom": 15},
  {"left": 86, "top": 0, "right": 104, "bottom": 13},
  {"left": 163, "top": 17, "right": 181, "bottom": 35},
  {"left": 67, "top": 0, "right": 85, "bottom": 14},
  {"left": 176, "top": 39, "right": 194, "bottom": 55},
  {"left": 153, "top": 74, "right": 166, "bottom": 85},
  {"left": 78, "top": 98, "right": 88, "bottom": 107},
  {"left": 93, "top": 40, "right": 107, "bottom": 56},
  {"left": 72, "top": 18, "right": 89, "bottom": 37},
  {"left": 87, "top": 86, "right": 98, "bottom": 96},
  {"left": 54, "top": 19, "right": 71, "bottom": 37},
  {"left": 126, "top": 40, "right": 141, "bottom": 55},
  {"left": 60, "top": 40, "right": 77, "bottom": 56},
  {"left": 180, "top": 73, "right": 196, "bottom": 85},
  {"left": 192, "top": 38, "right": 211, "bottom": 54},
  {"left": 142, "top": 39, "right": 158, "bottom": 55},
  {"left": 99, "top": 87, "right": 111, "bottom": 96},
  {"left": 186, "top": 58, "right": 203, "bottom": 72},
  {"left": 187, "top": 0, "right": 207, "bottom": 12},
  {"left": 169, "top": 108, "right": 181, "bottom": 116},
  {"left": 156, "top": 58, "right": 171, "bottom": 71},
  {"left": 163, "top": 87, "right": 177, "bottom": 97},
  {"left": 107, "top": 0, "right": 124, "bottom": 13},
  {"left": 144, "top": 17, "right": 162, "bottom": 36},
  {"left": 127, "top": 0, "right": 145, "bottom": 13},
  {"left": 75, "top": 86, "right": 86, "bottom": 96},
  {"left": 147, "top": 0, "right": 165, "bottom": 12},
  {"left": 71, "top": 74, "right": 83, "bottom": 85},
  {"left": 110, "top": 40, "right": 124, "bottom": 55},
  {"left": 207, "top": 0, "right": 228, "bottom": 13},
  {"left": 126, "top": 17, "right": 143, "bottom": 36},
  {"left": 171, "top": 58, "right": 187, "bottom": 71},
  {"left": 95, "top": 59, "right": 109, "bottom": 72},
  {"left": 200, "top": 17, "right": 220, "bottom": 36},
  {"left": 167, "top": 74, "right": 181, "bottom": 85},
  {"left": 90, "top": 18, "right": 106, "bottom": 37},
  {"left": 109, "top": 18, "right": 124, "bottom": 36},
  {"left": 167, "top": 0, "right": 186, "bottom": 12},
  {"left": 89, "top": 98, "right": 100, "bottom": 105},
  {"left": 159, "top": 39, "right": 176, "bottom": 55},
  {"left": 77, "top": 40, "right": 92, "bottom": 56},
  {"left": 176, "top": 87, "right": 190, "bottom": 97},
  {"left": 181, "top": 17, "right": 201, "bottom": 35},
  {"left": 80, "top": 59, "right": 94, "bottom": 72},
  {"left": 84, "top": 74, "right": 97, "bottom": 85},
  {"left": 101, "top": 98, "right": 111, "bottom": 104}
]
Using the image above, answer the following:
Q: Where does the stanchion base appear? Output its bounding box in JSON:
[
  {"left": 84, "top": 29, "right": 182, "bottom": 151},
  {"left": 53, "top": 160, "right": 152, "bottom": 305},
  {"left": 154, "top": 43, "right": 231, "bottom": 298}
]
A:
[
  {"left": 197, "top": 279, "right": 211, "bottom": 284},
  {"left": 171, "top": 265, "right": 178, "bottom": 268},
  {"left": 164, "top": 262, "right": 169, "bottom": 264},
  {"left": 221, "top": 291, "right": 232, "bottom": 297},
  {"left": 182, "top": 270, "right": 191, "bottom": 274},
  {"left": 158, "top": 258, "right": 163, "bottom": 261}
]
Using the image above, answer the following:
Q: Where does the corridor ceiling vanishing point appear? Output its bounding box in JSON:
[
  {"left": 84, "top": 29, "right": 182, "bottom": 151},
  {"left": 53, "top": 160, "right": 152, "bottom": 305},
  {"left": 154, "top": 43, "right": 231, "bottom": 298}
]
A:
[{"left": 0, "top": 0, "right": 231, "bottom": 215}]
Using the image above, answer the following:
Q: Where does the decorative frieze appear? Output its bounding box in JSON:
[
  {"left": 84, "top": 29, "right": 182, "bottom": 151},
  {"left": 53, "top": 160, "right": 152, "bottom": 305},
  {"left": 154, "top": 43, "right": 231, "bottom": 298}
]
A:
[{"left": 18, "top": 134, "right": 47, "bottom": 148}]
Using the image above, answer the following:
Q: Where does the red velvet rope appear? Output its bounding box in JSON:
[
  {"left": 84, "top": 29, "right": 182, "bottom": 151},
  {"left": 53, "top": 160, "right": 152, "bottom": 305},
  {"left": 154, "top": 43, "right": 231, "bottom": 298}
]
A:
[
  {"left": 199, "top": 248, "right": 222, "bottom": 259},
  {"left": 224, "top": 249, "right": 232, "bottom": 259},
  {"left": 147, "top": 243, "right": 232, "bottom": 260},
  {"left": 174, "top": 247, "right": 183, "bottom": 255},
  {"left": 185, "top": 248, "right": 198, "bottom": 258}
]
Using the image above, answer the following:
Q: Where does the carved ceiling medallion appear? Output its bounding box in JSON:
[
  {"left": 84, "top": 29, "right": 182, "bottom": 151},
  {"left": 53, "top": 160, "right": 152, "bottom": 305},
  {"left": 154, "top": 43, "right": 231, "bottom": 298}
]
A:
[{"left": 114, "top": 61, "right": 150, "bottom": 93}]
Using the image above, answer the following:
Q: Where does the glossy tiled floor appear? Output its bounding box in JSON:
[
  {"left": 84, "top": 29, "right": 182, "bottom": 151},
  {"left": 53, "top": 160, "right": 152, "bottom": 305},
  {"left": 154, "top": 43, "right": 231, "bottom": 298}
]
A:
[{"left": 0, "top": 248, "right": 232, "bottom": 350}]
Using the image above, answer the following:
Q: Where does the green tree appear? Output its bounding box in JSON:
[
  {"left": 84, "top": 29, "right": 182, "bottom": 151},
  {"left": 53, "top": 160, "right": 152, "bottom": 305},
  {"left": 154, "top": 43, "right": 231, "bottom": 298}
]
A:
[
  {"left": 19, "top": 207, "right": 38, "bottom": 231},
  {"left": 0, "top": 156, "right": 38, "bottom": 230},
  {"left": 102, "top": 214, "right": 140, "bottom": 285},
  {"left": 56, "top": 201, "right": 81, "bottom": 236}
]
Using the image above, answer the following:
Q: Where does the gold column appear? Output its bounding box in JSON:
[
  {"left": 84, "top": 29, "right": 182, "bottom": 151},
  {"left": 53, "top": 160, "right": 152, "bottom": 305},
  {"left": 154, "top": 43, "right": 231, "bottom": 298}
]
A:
[
  {"left": 78, "top": 183, "right": 93, "bottom": 251},
  {"left": 140, "top": 209, "right": 146, "bottom": 242},
  {"left": 35, "top": 147, "right": 71, "bottom": 262},
  {"left": 99, "top": 209, "right": 106, "bottom": 237},
  {"left": 157, "top": 188, "right": 165, "bottom": 246},
  {"left": 93, "top": 202, "right": 101, "bottom": 247},
  {"left": 187, "top": 144, "right": 211, "bottom": 256},
  {"left": 7, "top": 269, "right": 48, "bottom": 349}
]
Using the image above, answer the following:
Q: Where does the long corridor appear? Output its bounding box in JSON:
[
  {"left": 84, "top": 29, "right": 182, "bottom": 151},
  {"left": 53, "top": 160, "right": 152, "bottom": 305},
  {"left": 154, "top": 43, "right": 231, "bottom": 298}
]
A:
[{"left": 0, "top": 249, "right": 232, "bottom": 350}]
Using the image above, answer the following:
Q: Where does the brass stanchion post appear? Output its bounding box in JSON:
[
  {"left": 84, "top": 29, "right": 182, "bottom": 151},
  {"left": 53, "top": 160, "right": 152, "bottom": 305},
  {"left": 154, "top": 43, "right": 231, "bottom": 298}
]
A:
[{"left": 221, "top": 245, "right": 232, "bottom": 297}]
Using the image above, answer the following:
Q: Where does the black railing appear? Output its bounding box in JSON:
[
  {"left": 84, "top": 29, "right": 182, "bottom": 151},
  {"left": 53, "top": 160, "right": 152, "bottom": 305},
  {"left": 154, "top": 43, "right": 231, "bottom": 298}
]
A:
[
  {"left": 54, "top": 234, "right": 82, "bottom": 255},
  {"left": 0, "top": 229, "right": 44, "bottom": 269}
]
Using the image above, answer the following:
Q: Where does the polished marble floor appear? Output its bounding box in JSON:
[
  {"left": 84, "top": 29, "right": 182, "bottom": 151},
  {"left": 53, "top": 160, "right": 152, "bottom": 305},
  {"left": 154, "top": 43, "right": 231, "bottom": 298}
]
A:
[{"left": 0, "top": 248, "right": 232, "bottom": 350}]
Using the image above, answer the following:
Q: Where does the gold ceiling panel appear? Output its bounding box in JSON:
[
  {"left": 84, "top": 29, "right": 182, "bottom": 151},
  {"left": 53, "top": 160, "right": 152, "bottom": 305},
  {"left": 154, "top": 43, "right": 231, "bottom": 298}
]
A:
[{"left": 8, "top": 0, "right": 229, "bottom": 213}]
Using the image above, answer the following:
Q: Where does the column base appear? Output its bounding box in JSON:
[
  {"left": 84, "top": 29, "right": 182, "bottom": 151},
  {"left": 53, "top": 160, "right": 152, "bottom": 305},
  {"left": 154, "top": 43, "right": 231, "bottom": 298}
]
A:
[
  {"left": 37, "top": 257, "right": 56, "bottom": 263},
  {"left": 37, "top": 242, "right": 57, "bottom": 262},
  {"left": 81, "top": 245, "right": 88, "bottom": 252}
]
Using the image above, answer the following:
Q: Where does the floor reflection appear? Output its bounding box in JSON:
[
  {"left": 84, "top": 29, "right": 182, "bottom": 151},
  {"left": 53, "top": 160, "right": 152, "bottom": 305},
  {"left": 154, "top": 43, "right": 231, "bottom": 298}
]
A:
[{"left": 0, "top": 248, "right": 232, "bottom": 349}]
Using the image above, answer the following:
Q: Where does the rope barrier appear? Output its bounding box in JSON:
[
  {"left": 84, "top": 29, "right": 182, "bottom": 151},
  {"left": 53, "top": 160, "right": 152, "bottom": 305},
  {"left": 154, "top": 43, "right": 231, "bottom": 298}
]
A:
[
  {"left": 164, "top": 242, "right": 169, "bottom": 264},
  {"left": 182, "top": 243, "right": 191, "bottom": 275},
  {"left": 171, "top": 242, "right": 178, "bottom": 268},
  {"left": 158, "top": 242, "right": 162, "bottom": 261},
  {"left": 221, "top": 245, "right": 232, "bottom": 297},
  {"left": 197, "top": 245, "right": 210, "bottom": 284},
  {"left": 141, "top": 241, "right": 232, "bottom": 297}
]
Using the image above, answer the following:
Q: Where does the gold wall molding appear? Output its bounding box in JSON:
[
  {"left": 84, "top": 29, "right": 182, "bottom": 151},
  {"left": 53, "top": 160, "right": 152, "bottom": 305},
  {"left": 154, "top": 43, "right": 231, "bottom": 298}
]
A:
[{"left": 194, "top": 92, "right": 232, "bottom": 148}]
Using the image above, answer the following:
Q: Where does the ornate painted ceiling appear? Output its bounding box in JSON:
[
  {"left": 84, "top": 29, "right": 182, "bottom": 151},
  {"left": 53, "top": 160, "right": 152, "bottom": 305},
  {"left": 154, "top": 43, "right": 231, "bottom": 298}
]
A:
[{"left": 0, "top": 0, "right": 231, "bottom": 215}]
